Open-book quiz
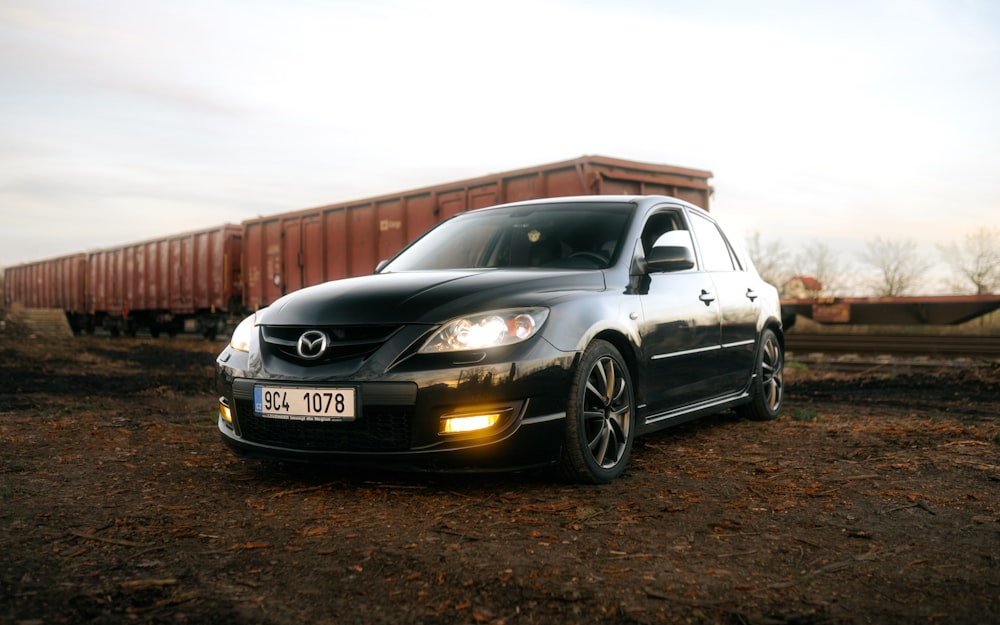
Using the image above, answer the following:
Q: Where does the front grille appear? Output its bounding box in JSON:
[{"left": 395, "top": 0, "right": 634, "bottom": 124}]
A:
[
  {"left": 235, "top": 399, "right": 412, "bottom": 452},
  {"left": 260, "top": 325, "right": 402, "bottom": 366}
]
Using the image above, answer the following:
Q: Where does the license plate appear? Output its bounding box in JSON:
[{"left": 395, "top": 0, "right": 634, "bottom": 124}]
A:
[{"left": 253, "top": 385, "right": 357, "bottom": 421}]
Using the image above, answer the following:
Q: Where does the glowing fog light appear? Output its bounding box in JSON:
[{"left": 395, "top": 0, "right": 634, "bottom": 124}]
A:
[
  {"left": 440, "top": 413, "right": 501, "bottom": 434},
  {"left": 219, "top": 398, "right": 233, "bottom": 427}
]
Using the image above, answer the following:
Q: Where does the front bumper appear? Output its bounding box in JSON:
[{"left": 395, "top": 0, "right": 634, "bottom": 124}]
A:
[{"left": 215, "top": 337, "right": 577, "bottom": 472}]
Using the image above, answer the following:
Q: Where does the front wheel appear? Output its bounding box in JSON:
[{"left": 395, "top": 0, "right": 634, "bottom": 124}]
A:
[
  {"left": 559, "top": 340, "right": 636, "bottom": 484},
  {"left": 737, "top": 328, "right": 784, "bottom": 421}
]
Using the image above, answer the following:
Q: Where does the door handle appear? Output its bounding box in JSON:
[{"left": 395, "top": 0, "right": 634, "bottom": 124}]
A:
[
  {"left": 746, "top": 288, "right": 758, "bottom": 301},
  {"left": 699, "top": 290, "right": 716, "bottom": 305}
]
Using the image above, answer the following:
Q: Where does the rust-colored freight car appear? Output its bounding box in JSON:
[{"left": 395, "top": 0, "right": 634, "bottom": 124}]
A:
[
  {"left": 3, "top": 253, "right": 88, "bottom": 330},
  {"left": 242, "top": 155, "right": 713, "bottom": 309},
  {"left": 85, "top": 224, "right": 242, "bottom": 337}
]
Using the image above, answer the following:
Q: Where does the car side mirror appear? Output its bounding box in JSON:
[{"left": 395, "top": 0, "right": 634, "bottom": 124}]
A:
[
  {"left": 646, "top": 245, "right": 695, "bottom": 273},
  {"left": 375, "top": 259, "right": 389, "bottom": 273}
]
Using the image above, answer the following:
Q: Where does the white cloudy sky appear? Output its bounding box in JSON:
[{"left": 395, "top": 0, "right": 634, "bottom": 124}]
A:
[{"left": 1, "top": 0, "right": 998, "bottom": 277}]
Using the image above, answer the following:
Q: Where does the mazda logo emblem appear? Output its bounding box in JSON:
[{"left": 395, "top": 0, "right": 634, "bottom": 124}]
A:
[{"left": 296, "top": 330, "right": 328, "bottom": 360}]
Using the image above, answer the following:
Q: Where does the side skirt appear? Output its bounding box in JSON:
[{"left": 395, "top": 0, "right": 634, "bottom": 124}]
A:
[{"left": 638, "top": 388, "right": 752, "bottom": 434}]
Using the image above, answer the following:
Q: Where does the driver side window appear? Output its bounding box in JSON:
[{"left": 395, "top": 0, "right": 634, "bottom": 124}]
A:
[
  {"left": 651, "top": 230, "right": 695, "bottom": 249},
  {"left": 641, "top": 210, "right": 695, "bottom": 263}
]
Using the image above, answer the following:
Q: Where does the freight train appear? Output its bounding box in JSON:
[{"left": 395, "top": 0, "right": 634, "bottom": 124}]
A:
[
  {"left": 2, "top": 156, "right": 714, "bottom": 338},
  {"left": 2, "top": 225, "right": 242, "bottom": 338}
]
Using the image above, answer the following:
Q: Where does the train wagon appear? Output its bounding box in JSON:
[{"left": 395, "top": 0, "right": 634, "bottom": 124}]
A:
[
  {"left": 3, "top": 252, "right": 88, "bottom": 330},
  {"left": 241, "top": 155, "right": 713, "bottom": 309},
  {"left": 85, "top": 224, "right": 242, "bottom": 338}
]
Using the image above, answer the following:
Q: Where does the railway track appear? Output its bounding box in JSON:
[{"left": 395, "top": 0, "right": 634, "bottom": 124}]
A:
[{"left": 785, "top": 333, "right": 1000, "bottom": 358}]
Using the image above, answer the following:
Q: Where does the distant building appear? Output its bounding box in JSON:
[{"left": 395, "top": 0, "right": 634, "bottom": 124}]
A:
[{"left": 784, "top": 275, "right": 823, "bottom": 299}]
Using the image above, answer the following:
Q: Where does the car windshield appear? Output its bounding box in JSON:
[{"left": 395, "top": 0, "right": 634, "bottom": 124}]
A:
[{"left": 381, "top": 202, "right": 635, "bottom": 271}]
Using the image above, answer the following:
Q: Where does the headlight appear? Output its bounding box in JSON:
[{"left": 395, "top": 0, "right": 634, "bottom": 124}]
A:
[
  {"left": 419, "top": 308, "right": 549, "bottom": 353},
  {"left": 229, "top": 314, "right": 257, "bottom": 352}
]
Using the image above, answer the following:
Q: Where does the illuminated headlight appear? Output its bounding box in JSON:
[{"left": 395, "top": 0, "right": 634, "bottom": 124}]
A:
[
  {"left": 229, "top": 314, "right": 256, "bottom": 352},
  {"left": 419, "top": 308, "right": 549, "bottom": 353}
]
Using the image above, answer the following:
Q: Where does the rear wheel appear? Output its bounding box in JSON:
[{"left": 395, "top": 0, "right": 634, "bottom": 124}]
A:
[
  {"left": 737, "top": 328, "right": 784, "bottom": 421},
  {"left": 559, "top": 340, "right": 635, "bottom": 484}
]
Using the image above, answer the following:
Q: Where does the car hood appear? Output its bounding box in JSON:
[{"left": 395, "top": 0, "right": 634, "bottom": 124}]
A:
[{"left": 256, "top": 270, "right": 606, "bottom": 326}]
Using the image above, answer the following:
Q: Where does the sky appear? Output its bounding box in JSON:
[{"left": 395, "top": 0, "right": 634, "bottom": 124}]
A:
[{"left": 1, "top": 0, "right": 998, "bottom": 288}]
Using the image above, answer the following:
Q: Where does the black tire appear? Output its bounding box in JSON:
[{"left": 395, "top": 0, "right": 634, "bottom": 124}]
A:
[
  {"left": 559, "top": 340, "right": 636, "bottom": 484},
  {"left": 737, "top": 328, "right": 784, "bottom": 421}
]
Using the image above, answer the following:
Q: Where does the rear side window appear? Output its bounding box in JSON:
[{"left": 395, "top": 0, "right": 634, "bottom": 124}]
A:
[{"left": 689, "top": 212, "right": 739, "bottom": 272}]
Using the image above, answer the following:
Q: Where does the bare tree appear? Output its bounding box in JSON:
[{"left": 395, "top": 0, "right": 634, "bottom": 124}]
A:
[
  {"left": 858, "top": 237, "right": 931, "bottom": 296},
  {"left": 743, "top": 231, "right": 791, "bottom": 291},
  {"left": 938, "top": 227, "right": 1000, "bottom": 295},
  {"left": 793, "top": 240, "right": 854, "bottom": 296}
]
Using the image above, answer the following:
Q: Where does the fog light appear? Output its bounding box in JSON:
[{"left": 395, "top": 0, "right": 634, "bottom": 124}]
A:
[
  {"left": 440, "top": 413, "right": 501, "bottom": 434},
  {"left": 219, "top": 397, "right": 233, "bottom": 427}
]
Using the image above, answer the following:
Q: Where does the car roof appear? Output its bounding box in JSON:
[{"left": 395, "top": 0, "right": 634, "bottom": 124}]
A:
[{"left": 467, "top": 194, "right": 705, "bottom": 215}]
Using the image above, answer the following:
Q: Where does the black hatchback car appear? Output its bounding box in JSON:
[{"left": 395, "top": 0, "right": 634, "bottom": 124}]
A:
[{"left": 215, "top": 195, "right": 783, "bottom": 483}]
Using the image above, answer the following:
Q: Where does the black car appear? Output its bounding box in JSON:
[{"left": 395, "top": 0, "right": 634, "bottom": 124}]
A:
[{"left": 215, "top": 195, "right": 784, "bottom": 483}]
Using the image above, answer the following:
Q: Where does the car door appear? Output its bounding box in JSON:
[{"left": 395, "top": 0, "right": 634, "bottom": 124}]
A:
[
  {"left": 687, "top": 210, "right": 760, "bottom": 393},
  {"left": 636, "top": 209, "right": 724, "bottom": 417}
]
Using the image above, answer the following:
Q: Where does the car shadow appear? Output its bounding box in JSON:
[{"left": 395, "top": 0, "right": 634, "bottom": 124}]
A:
[{"left": 229, "top": 409, "right": 754, "bottom": 493}]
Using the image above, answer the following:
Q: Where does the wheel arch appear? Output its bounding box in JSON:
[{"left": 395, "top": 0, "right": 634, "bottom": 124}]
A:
[
  {"left": 589, "top": 328, "right": 642, "bottom": 405},
  {"left": 766, "top": 318, "right": 785, "bottom": 349},
  {"left": 748, "top": 318, "right": 785, "bottom": 386}
]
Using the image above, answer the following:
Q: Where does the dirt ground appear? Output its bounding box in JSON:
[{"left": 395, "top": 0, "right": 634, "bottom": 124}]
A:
[{"left": 1, "top": 320, "right": 998, "bottom": 625}]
